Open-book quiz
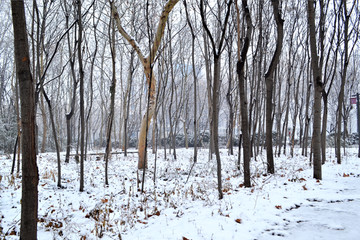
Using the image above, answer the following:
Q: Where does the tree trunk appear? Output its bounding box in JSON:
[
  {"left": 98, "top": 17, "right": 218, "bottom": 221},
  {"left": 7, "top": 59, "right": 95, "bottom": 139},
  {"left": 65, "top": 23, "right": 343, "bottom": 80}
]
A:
[
  {"left": 226, "top": 40, "right": 234, "bottom": 155},
  {"left": 307, "top": 0, "right": 322, "bottom": 180},
  {"left": 111, "top": 0, "right": 179, "bottom": 169},
  {"left": 212, "top": 55, "right": 223, "bottom": 199},
  {"left": 235, "top": 0, "right": 252, "bottom": 188},
  {"left": 200, "top": 0, "right": 233, "bottom": 199},
  {"left": 138, "top": 64, "right": 157, "bottom": 169},
  {"left": 336, "top": 1, "right": 350, "bottom": 165},
  {"left": 11, "top": 0, "right": 39, "bottom": 238},
  {"left": 64, "top": 3, "right": 78, "bottom": 163},
  {"left": 40, "top": 91, "right": 47, "bottom": 153},
  {"left": 321, "top": 93, "right": 328, "bottom": 164},
  {"left": 203, "top": 31, "right": 214, "bottom": 157},
  {"left": 124, "top": 51, "right": 135, "bottom": 156},
  {"left": 182, "top": 0, "right": 197, "bottom": 158},
  {"left": 104, "top": 16, "right": 117, "bottom": 186},
  {"left": 264, "top": 0, "right": 284, "bottom": 174},
  {"left": 78, "top": 0, "right": 85, "bottom": 192},
  {"left": 168, "top": 25, "right": 177, "bottom": 159}
]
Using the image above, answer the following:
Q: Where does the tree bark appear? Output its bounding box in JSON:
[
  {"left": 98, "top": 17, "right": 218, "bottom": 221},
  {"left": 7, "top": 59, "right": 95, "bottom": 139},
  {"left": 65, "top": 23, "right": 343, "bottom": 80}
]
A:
[
  {"left": 226, "top": 38, "right": 234, "bottom": 155},
  {"left": 307, "top": 0, "right": 322, "bottom": 180},
  {"left": 124, "top": 51, "right": 135, "bottom": 156},
  {"left": 264, "top": 0, "right": 284, "bottom": 174},
  {"left": 200, "top": 0, "right": 233, "bottom": 199},
  {"left": 336, "top": 1, "right": 350, "bottom": 164},
  {"left": 104, "top": 16, "right": 117, "bottom": 186},
  {"left": 11, "top": 0, "right": 39, "bottom": 238},
  {"left": 42, "top": 91, "right": 62, "bottom": 188},
  {"left": 64, "top": 1, "right": 78, "bottom": 163},
  {"left": 78, "top": 0, "right": 85, "bottom": 192},
  {"left": 235, "top": 0, "right": 252, "bottom": 188}
]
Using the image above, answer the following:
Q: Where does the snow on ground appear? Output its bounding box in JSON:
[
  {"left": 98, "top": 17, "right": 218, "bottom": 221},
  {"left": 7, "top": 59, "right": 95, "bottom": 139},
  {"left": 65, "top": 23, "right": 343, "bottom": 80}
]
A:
[{"left": 0, "top": 148, "right": 359, "bottom": 239}]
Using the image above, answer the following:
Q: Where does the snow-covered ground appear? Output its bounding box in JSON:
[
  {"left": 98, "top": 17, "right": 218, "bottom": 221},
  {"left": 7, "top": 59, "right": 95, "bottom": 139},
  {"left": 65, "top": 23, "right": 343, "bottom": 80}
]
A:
[{"left": 0, "top": 148, "right": 359, "bottom": 239}]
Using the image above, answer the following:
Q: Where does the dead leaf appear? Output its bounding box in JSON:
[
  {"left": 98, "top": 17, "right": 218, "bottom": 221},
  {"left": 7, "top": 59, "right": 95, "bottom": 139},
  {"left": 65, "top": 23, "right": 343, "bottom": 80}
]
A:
[
  {"left": 101, "top": 199, "right": 108, "bottom": 203},
  {"left": 235, "top": 218, "right": 242, "bottom": 224},
  {"left": 343, "top": 173, "right": 350, "bottom": 177},
  {"left": 299, "top": 178, "right": 306, "bottom": 182},
  {"left": 183, "top": 237, "right": 190, "bottom": 240},
  {"left": 302, "top": 185, "right": 308, "bottom": 190},
  {"left": 297, "top": 168, "right": 304, "bottom": 172},
  {"left": 137, "top": 220, "right": 148, "bottom": 224},
  {"left": 54, "top": 222, "right": 63, "bottom": 228},
  {"left": 275, "top": 205, "right": 282, "bottom": 209}
]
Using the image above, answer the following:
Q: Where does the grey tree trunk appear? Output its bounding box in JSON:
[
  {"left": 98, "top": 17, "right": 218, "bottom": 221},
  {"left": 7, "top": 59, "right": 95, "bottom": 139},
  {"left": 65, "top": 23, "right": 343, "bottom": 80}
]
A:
[
  {"left": 124, "top": 51, "right": 135, "bottom": 156},
  {"left": 336, "top": 1, "right": 351, "bottom": 165},
  {"left": 64, "top": 1, "right": 78, "bottom": 163},
  {"left": 200, "top": 0, "right": 233, "bottom": 199},
  {"left": 104, "top": 16, "right": 117, "bottom": 186}
]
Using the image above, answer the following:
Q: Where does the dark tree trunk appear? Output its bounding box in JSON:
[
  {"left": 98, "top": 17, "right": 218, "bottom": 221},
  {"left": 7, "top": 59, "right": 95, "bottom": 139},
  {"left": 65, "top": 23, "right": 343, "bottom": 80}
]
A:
[
  {"left": 212, "top": 55, "right": 223, "bottom": 199},
  {"left": 226, "top": 41, "right": 234, "bottom": 155},
  {"left": 336, "top": 1, "right": 350, "bottom": 165},
  {"left": 264, "top": 0, "right": 284, "bottom": 174},
  {"left": 183, "top": 0, "right": 197, "bottom": 162},
  {"left": 64, "top": 3, "right": 78, "bottom": 163},
  {"left": 124, "top": 51, "right": 134, "bottom": 156},
  {"left": 307, "top": 0, "right": 322, "bottom": 180},
  {"left": 235, "top": 0, "right": 252, "bottom": 188},
  {"left": 11, "top": 135, "right": 19, "bottom": 175},
  {"left": 43, "top": 91, "right": 62, "bottom": 188},
  {"left": 200, "top": 0, "right": 233, "bottom": 199},
  {"left": 11, "top": 0, "right": 39, "bottom": 238},
  {"left": 104, "top": 16, "right": 117, "bottom": 186},
  {"left": 78, "top": 0, "right": 85, "bottom": 192}
]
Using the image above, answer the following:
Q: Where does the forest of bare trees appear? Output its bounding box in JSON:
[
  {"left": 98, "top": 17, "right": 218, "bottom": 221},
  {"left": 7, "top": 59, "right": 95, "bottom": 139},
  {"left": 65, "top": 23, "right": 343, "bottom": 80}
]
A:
[{"left": 1, "top": 0, "right": 360, "bottom": 238}]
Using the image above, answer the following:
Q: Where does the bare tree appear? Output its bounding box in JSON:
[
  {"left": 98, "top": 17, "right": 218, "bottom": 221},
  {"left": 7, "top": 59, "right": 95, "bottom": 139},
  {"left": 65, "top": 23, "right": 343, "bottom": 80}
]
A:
[
  {"left": 336, "top": 1, "right": 358, "bottom": 164},
  {"left": 184, "top": 0, "right": 198, "bottom": 162},
  {"left": 200, "top": 0, "right": 233, "bottom": 199},
  {"left": 264, "top": 0, "right": 284, "bottom": 174},
  {"left": 62, "top": 1, "right": 79, "bottom": 163},
  {"left": 11, "top": 0, "right": 38, "bottom": 237},
  {"left": 111, "top": 0, "right": 180, "bottom": 169},
  {"left": 307, "top": 0, "right": 322, "bottom": 180},
  {"left": 104, "top": 13, "right": 117, "bottom": 186},
  {"left": 78, "top": 0, "right": 85, "bottom": 192},
  {"left": 235, "top": 0, "right": 252, "bottom": 188}
]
